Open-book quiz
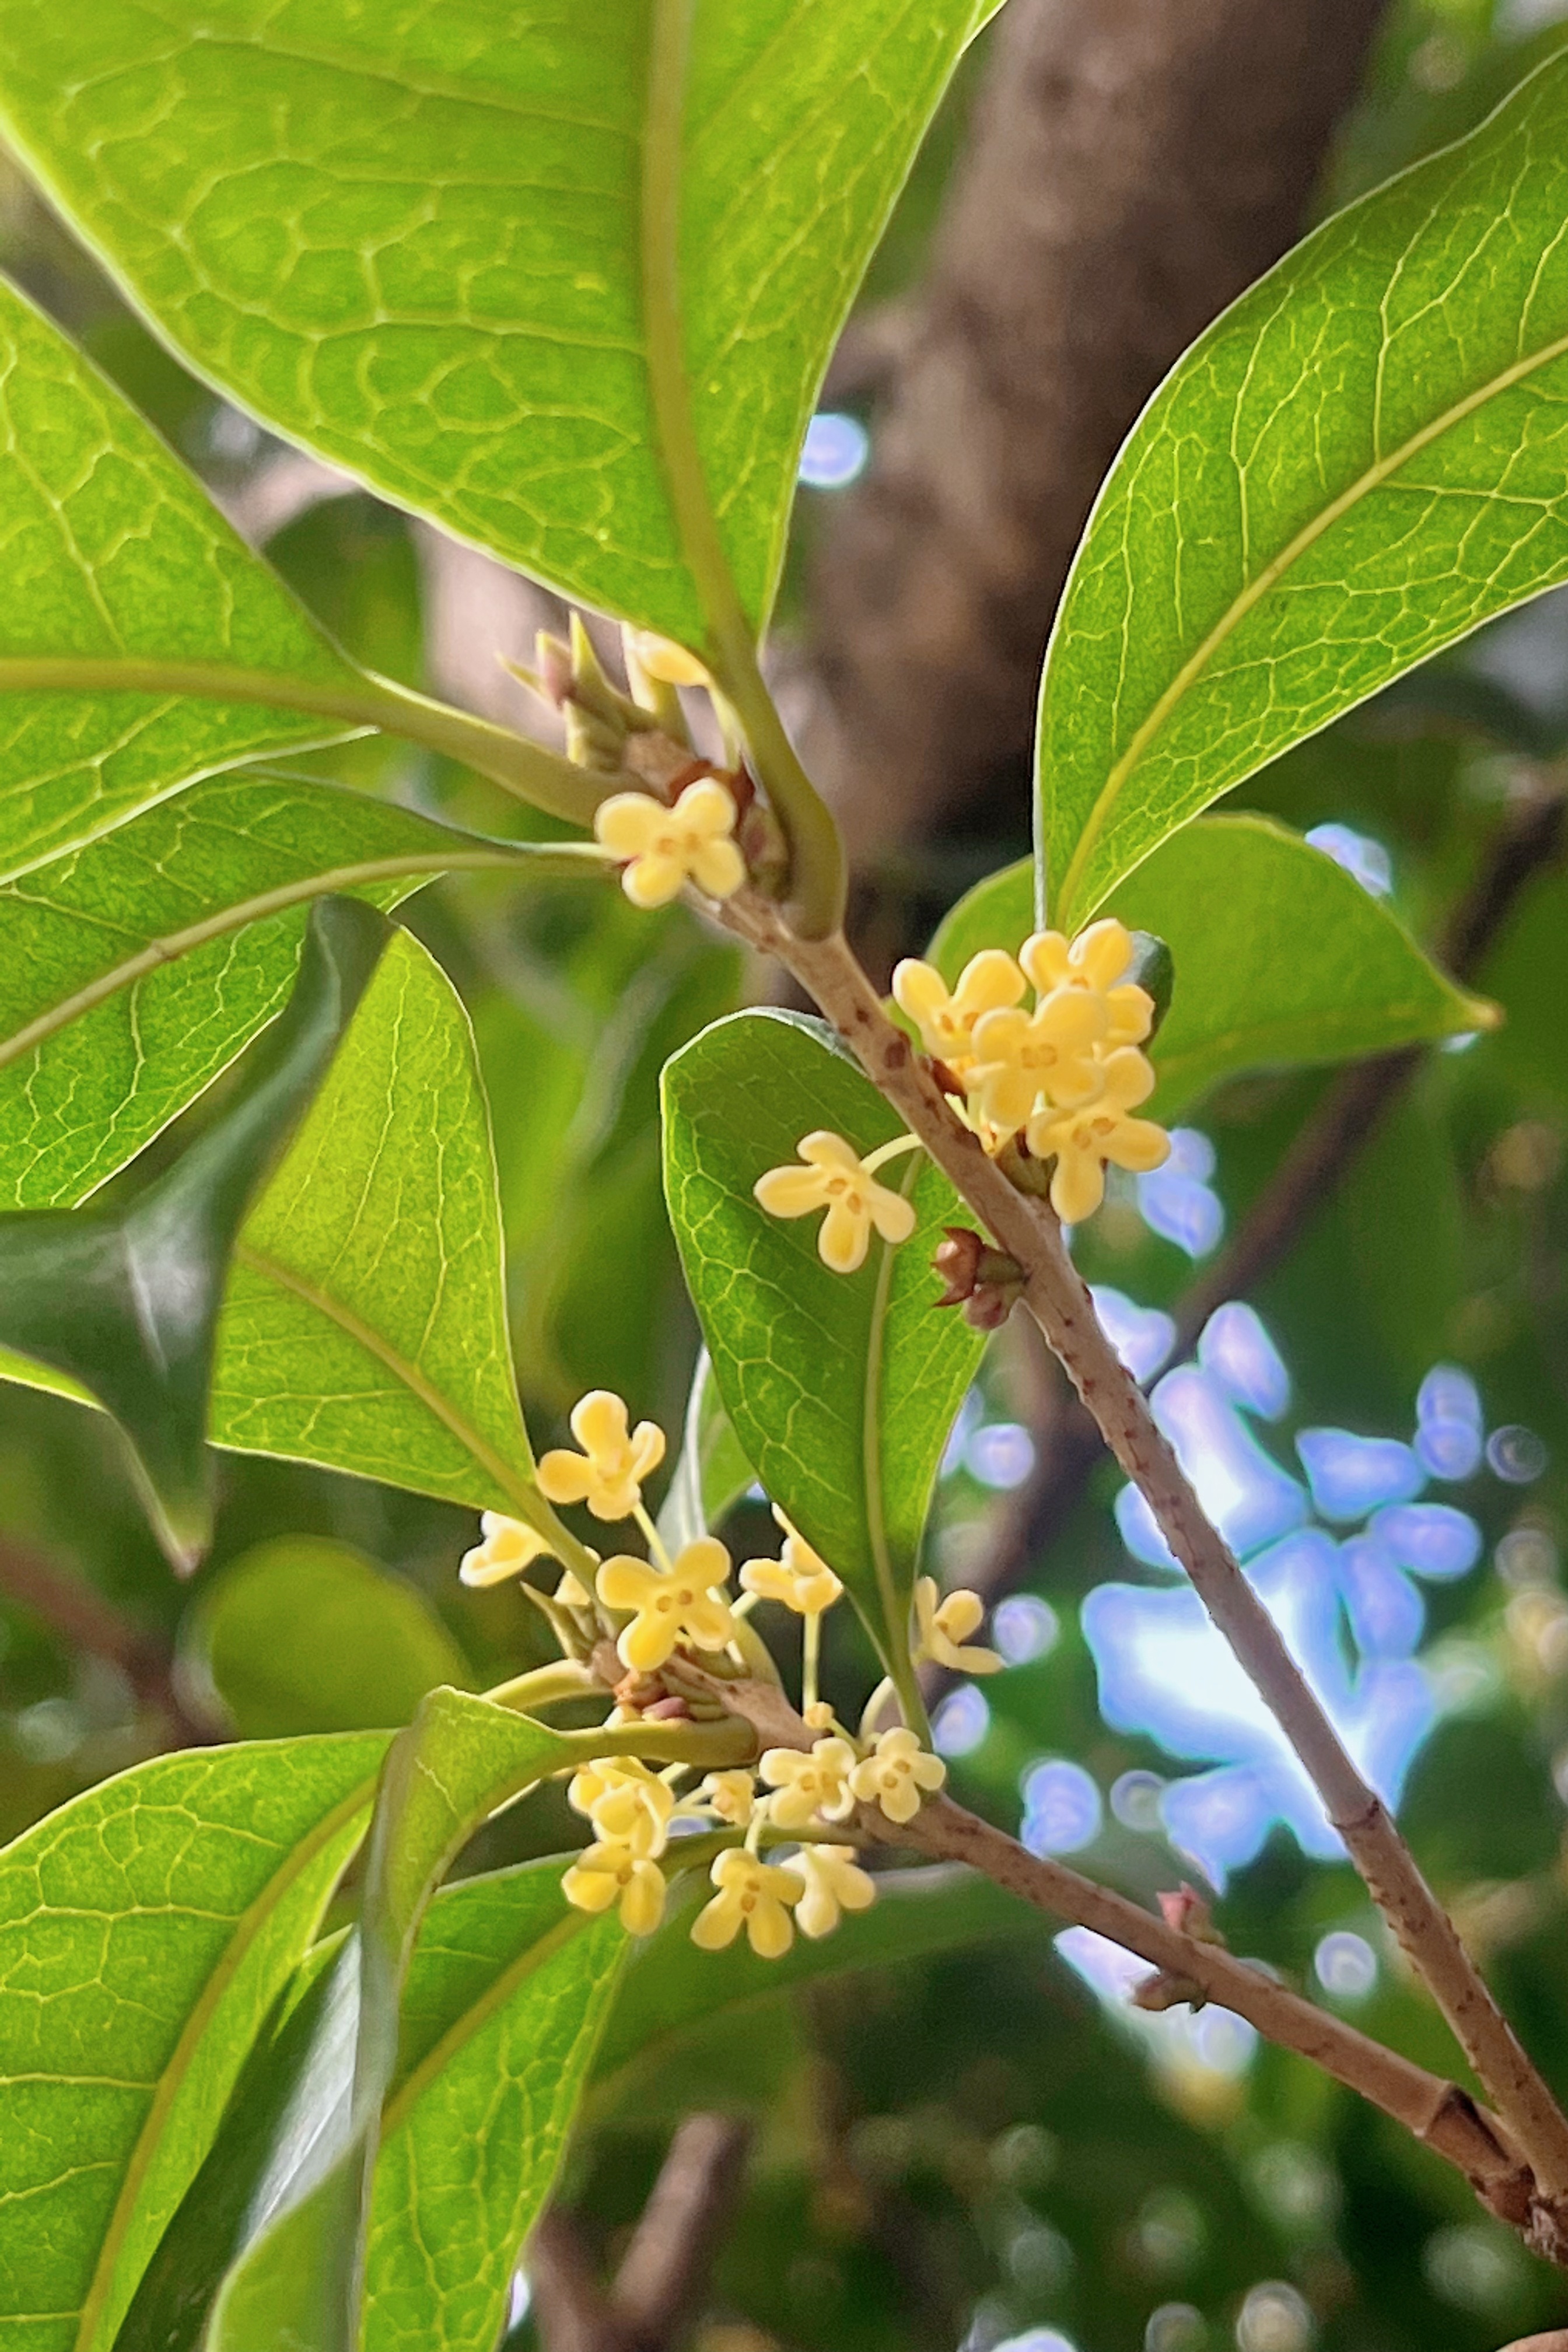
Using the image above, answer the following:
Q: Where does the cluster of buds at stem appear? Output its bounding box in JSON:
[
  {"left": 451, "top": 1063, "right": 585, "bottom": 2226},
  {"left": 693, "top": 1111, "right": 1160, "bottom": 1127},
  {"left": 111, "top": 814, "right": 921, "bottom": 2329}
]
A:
[
  {"left": 517, "top": 614, "right": 789, "bottom": 896},
  {"left": 1132, "top": 1883, "right": 1229, "bottom": 2014},
  {"left": 931, "top": 1226, "right": 1026, "bottom": 1329}
]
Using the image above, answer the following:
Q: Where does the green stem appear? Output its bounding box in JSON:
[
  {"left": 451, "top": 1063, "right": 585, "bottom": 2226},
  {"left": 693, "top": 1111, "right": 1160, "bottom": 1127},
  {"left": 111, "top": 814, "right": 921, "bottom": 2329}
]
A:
[
  {"left": 485, "top": 1660, "right": 602, "bottom": 1714},
  {"left": 0, "top": 657, "right": 604, "bottom": 830},
  {"left": 640, "top": 0, "right": 845, "bottom": 938}
]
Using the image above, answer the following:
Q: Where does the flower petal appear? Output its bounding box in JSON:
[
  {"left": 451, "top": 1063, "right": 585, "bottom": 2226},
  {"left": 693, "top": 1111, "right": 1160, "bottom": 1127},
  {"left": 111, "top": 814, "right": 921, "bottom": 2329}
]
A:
[
  {"left": 596, "top": 1555, "right": 659, "bottom": 1610},
  {"left": 690, "top": 1889, "right": 743, "bottom": 1950},
  {"left": 674, "top": 776, "right": 738, "bottom": 836},
  {"left": 867, "top": 1185, "right": 917, "bottom": 1246},
  {"left": 690, "top": 837, "right": 747, "bottom": 899},
  {"left": 623, "top": 852, "right": 687, "bottom": 909},
  {"left": 819, "top": 1198, "right": 870, "bottom": 1273},
  {"left": 754, "top": 1164, "right": 830, "bottom": 1218},
  {"left": 593, "top": 793, "right": 663, "bottom": 856},
  {"left": 1049, "top": 1150, "right": 1105, "bottom": 1224},
  {"left": 1106, "top": 1116, "right": 1171, "bottom": 1174},
  {"left": 537, "top": 1450, "right": 594, "bottom": 1504}
]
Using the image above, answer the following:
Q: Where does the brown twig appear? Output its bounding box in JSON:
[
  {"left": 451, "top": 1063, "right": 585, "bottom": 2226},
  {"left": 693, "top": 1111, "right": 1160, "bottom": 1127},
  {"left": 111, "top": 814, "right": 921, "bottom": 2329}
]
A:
[
  {"left": 721, "top": 885, "right": 1568, "bottom": 2237},
  {"left": 611, "top": 2113, "right": 752, "bottom": 2348},
  {"left": 1499, "top": 2335, "right": 1568, "bottom": 2351},
  {"left": 529, "top": 2115, "right": 752, "bottom": 2352},
  {"left": 0, "top": 1532, "right": 211, "bottom": 1746},
  {"left": 672, "top": 1658, "right": 1538, "bottom": 2235},
  {"left": 944, "top": 778, "right": 1568, "bottom": 1636}
]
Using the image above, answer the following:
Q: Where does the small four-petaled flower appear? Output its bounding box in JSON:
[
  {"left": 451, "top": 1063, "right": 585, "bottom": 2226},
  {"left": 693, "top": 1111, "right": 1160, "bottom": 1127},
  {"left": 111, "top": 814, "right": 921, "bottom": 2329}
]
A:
[
  {"left": 596, "top": 1536, "right": 737, "bottom": 1671},
  {"left": 538, "top": 1390, "right": 666, "bottom": 1522},
  {"left": 753, "top": 1130, "right": 917, "bottom": 1275},
  {"left": 594, "top": 777, "right": 746, "bottom": 908}
]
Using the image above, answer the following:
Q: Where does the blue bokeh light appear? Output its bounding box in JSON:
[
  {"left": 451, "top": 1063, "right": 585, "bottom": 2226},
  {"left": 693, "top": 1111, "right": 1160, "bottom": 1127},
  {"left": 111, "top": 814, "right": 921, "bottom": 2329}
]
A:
[
  {"left": 993, "top": 1594, "right": 1060, "bottom": 1665},
  {"left": 1306, "top": 821, "right": 1394, "bottom": 897},
  {"left": 933, "top": 1684, "right": 991, "bottom": 1758},
  {"left": 1021, "top": 1760, "right": 1103, "bottom": 1854},
  {"left": 797, "top": 410, "right": 870, "bottom": 488},
  {"left": 1199, "top": 1301, "right": 1290, "bottom": 1421},
  {"left": 967, "top": 1420, "right": 1035, "bottom": 1490},
  {"left": 1136, "top": 1168, "right": 1226, "bottom": 1258},
  {"left": 1080, "top": 1303, "right": 1482, "bottom": 1888},
  {"left": 1091, "top": 1285, "right": 1177, "bottom": 1384},
  {"left": 1370, "top": 1502, "right": 1482, "bottom": 1581},
  {"left": 1296, "top": 1427, "right": 1424, "bottom": 1521},
  {"left": 1315, "top": 1930, "right": 1378, "bottom": 2000}
]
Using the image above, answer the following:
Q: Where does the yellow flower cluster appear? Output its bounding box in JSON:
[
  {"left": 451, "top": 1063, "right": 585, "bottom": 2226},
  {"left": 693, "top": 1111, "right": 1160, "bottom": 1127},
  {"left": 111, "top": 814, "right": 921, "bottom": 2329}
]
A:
[
  {"left": 562, "top": 1756, "right": 675, "bottom": 1937},
  {"left": 892, "top": 918, "right": 1170, "bottom": 1223},
  {"left": 457, "top": 1388, "right": 956, "bottom": 1965}
]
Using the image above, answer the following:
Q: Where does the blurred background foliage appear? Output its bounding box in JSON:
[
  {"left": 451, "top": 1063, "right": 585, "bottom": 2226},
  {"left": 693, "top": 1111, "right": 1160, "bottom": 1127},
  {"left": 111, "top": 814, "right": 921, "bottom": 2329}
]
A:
[{"left": 3, "top": 4, "right": 1568, "bottom": 2348}]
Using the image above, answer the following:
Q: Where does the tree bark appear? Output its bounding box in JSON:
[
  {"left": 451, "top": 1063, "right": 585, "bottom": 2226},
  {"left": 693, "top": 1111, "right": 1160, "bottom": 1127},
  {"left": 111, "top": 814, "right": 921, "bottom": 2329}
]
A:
[{"left": 797, "top": 0, "right": 1392, "bottom": 863}]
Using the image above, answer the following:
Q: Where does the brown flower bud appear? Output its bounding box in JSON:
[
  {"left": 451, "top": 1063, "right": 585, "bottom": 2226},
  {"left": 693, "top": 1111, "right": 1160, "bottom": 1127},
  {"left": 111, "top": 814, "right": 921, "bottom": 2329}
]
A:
[
  {"left": 1158, "top": 1882, "right": 1225, "bottom": 1945},
  {"left": 933, "top": 1226, "right": 984, "bottom": 1306}
]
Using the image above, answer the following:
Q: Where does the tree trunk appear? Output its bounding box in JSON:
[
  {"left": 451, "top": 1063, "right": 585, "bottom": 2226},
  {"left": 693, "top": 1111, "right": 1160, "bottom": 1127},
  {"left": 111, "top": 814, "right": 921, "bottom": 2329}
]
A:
[{"left": 797, "top": 0, "right": 1392, "bottom": 864}]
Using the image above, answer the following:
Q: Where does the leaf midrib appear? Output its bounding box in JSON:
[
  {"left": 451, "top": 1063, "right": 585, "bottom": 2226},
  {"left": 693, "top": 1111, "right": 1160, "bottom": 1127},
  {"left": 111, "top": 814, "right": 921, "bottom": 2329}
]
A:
[
  {"left": 229, "top": 1242, "right": 594, "bottom": 1577},
  {"left": 72, "top": 1775, "right": 377, "bottom": 2352},
  {"left": 0, "top": 841, "right": 605, "bottom": 1075},
  {"left": 379, "top": 1910, "right": 594, "bottom": 2138},
  {"left": 1058, "top": 318, "right": 1568, "bottom": 922}
]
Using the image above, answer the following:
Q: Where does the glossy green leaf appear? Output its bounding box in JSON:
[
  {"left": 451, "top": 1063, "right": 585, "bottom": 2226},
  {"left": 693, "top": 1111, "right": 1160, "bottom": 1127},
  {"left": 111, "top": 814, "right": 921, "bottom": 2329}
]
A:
[
  {"left": 0, "top": 771, "right": 607, "bottom": 1211},
  {"left": 0, "top": 1731, "right": 386, "bottom": 2352},
  {"left": 1038, "top": 49, "right": 1568, "bottom": 929},
  {"left": 929, "top": 818, "right": 1492, "bottom": 1121},
  {"left": 0, "top": 273, "right": 364, "bottom": 882},
  {"left": 0, "top": 895, "right": 390, "bottom": 1565},
  {"left": 592, "top": 1863, "right": 1043, "bottom": 2103},
  {"left": 123, "top": 1864, "right": 624, "bottom": 2352},
  {"left": 209, "top": 925, "right": 554, "bottom": 1526},
  {"left": 365, "top": 1861, "right": 624, "bottom": 2352},
  {"left": 656, "top": 1348, "right": 758, "bottom": 1551},
  {"left": 662, "top": 1010, "right": 984, "bottom": 1715},
  {"left": 208, "top": 1691, "right": 569, "bottom": 2352},
  {"left": 194, "top": 1538, "right": 475, "bottom": 1738},
  {"left": 0, "top": 1, "right": 983, "bottom": 647}
]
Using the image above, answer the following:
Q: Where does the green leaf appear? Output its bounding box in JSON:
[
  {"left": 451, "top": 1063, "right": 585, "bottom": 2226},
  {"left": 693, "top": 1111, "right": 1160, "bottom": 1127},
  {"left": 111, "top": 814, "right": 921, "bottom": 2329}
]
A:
[
  {"left": 929, "top": 818, "right": 1492, "bottom": 1121},
  {"left": 1038, "top": 48, "right": 1568, "bottom": 929},
  {"left": 121, "top": 1864, "right": 624, "bottom": 2352},
  {"left": 364, "top": 1862, "right": 624, "bottom": 2352},
  {"left": 662, "top": 1009, "right": 984, "bottom": 1714},
  {"left": 194, "top": 1538, "right": 476, "bottom": 1738},
  {"left": 592, "top": 1863, "right": 1042, "bottom": 2104},
  {"left": 0, "top": 895, "right": 390, "bottom": 1565},
  {"left": 657, "top": 1349, "right": 758, "bottom": 1551},
  {"left": 0, "top": 273, "right": 366, "bottom": 882},
  {"left": 0, "top": 1, "right": 982, "bottom": 648},
  {"left": 0, "top": 1730, "right": 386, "bottom": 2352},
  {"left": 209, "top": 922, "right": 561, "bottom": 1531},
  {"left": 0, "top": 771, "right": 607, "bottom": 1210},
  {"left": 207, "top": 1692, "right": 570, "bottom": 2352}
]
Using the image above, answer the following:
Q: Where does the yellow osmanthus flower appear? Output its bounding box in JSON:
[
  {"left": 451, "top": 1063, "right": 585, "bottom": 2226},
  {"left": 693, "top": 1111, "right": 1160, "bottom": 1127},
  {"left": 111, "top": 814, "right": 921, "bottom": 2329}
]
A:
[
  {"left": 458, "top": 1511, "right": 556, "bottom": 1588},
  {"left": 697, "top": 1769, "right": 757, "bottom": 1828},
  {"left": 562, "top": 1838, "right": 667, "bottom": 1937},
  {"left": 597, "top": 1536, "right": 737, "bottom": 1671},
  {"left": 793, "top": 1845, "right": 877, "bottom": 1940},
  {"left": 891, "top": 950, "right": 1025, "bottom": 1063},
  {"left": 593, "top": 777, "right": 746, "bottom": 908},
  {"left": 759, "top": 1737, "right": 858, "bottom": 1830},
  {"left": 538, "top": 1390, "right": 666, "bottom": 1522},
  {"left": 850, "top": 1727, "right": 947, "bottom": 1825},
  {"left": 740, "top": 1517, "right": 843, "bottom": 1616},
  {"left": 1024, "top": 1045, "right": 1170, "bottom": 1223},
  {"left": 690, "top": 1848, "right": 804, "bottom": 1959},
  {"left": 623, "top": 628, "right": 712, "bottom": 687},
  {"left": 568, "top": 1756, "right": 674, "bottom": 1858},
  {"left": 966, "top": 989, "right": 1108, "bottom": 1134},
  {"left": 913, "top": 1578, "right": 1003, "bottom": 1675},
  {"left": 1020, "top": 918, "right": 1154, "bottom": 1046},
  {"left": 754, "top": 1130, "right": 918, "bottom": 1275}
]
